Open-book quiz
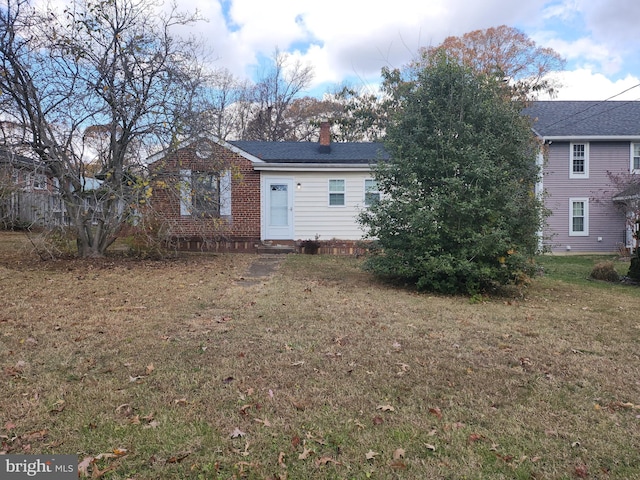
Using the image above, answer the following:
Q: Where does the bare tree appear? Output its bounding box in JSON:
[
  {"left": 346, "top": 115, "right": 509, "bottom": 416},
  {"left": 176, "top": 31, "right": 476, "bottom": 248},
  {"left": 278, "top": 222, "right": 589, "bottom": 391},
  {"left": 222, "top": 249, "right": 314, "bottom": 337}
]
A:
[
  {"left": 197, "top": 68, "right": 253, "bottom": 141},
  {"left": 0, "top": 0, "right": 212, "bottom": 257},
  {"left": 244, "top": 48, "right": 314, "bottom": 141}
]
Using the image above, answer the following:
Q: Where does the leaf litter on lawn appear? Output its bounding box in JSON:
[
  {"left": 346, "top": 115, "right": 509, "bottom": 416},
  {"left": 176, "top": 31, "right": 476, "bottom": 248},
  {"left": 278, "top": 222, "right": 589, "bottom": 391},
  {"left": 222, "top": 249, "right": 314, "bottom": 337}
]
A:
[{"left": 2, "top": 235, "right": 640, "bottom": 478}]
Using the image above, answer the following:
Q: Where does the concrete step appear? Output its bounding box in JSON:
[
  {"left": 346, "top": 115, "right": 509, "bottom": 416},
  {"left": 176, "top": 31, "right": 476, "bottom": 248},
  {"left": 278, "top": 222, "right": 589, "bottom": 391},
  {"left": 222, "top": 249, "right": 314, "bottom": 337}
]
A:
[{"left": 256, "top": 244, "right": 295, "bottom": 254}]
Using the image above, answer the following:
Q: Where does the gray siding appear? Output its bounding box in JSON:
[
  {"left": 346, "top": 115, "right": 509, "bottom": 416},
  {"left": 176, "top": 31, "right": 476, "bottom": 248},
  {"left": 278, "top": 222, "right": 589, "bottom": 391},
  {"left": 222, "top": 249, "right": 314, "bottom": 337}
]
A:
[{"left": 543, "top": 141, "right": 628, "bottom": 253}]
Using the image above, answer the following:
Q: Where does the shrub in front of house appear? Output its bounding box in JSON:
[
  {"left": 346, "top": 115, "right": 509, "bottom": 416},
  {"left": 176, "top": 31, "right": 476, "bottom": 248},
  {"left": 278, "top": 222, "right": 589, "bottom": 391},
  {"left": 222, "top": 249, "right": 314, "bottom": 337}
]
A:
[{"left": 590, "top": 261, "right": 620, "bottom": 282}]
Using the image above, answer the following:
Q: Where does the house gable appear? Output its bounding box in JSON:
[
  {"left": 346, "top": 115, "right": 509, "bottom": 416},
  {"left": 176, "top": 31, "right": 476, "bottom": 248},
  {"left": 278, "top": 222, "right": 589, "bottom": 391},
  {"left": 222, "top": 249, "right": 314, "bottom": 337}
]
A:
[
  {"left": 148, "top": 129, "right": 389, "bottom": 250},
  {"left": 149, "top": 139, "right": 260, "bottom": 248}
]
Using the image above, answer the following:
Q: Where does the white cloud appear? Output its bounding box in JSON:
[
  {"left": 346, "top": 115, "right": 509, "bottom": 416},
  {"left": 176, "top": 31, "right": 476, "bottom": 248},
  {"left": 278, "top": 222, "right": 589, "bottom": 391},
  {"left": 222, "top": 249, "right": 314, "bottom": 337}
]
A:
[
  {"left": 550, "top": 69, "right": 640, "bottom": 101},
  {"left": 29, "top": 0, "right": 640, "bottom": 103},
  {"left": 540, "top": 36, "right": 623, "bottom": 75}
]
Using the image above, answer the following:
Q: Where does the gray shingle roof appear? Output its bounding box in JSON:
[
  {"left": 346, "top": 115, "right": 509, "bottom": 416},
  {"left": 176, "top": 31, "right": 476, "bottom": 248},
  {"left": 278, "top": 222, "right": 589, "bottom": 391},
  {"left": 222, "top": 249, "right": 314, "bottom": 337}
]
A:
[
  {"left": 229, "top": 140, "right": 389, "bottom": 164},
  {"left": 0, "top": 148, "right": 45, "bottom": 170},
  {"left": 524, "top": 101, "right": 640, "bottom": 137}
]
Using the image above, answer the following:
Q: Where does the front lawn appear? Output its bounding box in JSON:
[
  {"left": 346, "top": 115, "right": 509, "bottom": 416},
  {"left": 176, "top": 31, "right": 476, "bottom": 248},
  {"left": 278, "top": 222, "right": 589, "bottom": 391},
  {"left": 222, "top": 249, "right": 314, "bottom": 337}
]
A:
[{"left": 1, "top": 234, "right": 639, "bottom": 478}]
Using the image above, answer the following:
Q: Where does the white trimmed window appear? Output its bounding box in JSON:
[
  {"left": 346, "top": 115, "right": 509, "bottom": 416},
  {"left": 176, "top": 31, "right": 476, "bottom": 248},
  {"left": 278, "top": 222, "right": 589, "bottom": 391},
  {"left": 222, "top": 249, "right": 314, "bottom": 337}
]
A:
[
  {"left": 180, "top": 169, "right": 231, "bottom": 217},
  {"left": 569, "top": 143, "right": 589, "bottom": 178},
  {"left": 364, "top": 179, "right": 380, "bottom": 206},
  {"left": 631, "top": 143, "right": 640, "bottom": 173},
  {"left": 569, "top": 198, "right": 589, "bottom": 236},
  {"left": 31, "top": 173, "right": 47, "bottom": 190},
  {"left": 329, "top": 179, "right": 345, "bottom": 206}
]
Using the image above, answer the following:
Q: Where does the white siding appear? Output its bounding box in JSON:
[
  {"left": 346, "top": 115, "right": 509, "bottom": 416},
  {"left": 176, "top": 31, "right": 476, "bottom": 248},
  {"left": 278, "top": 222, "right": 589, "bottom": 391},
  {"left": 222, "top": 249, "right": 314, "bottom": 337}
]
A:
[{"left": 261, "top": 171, "right": 373, "bottom": 241}]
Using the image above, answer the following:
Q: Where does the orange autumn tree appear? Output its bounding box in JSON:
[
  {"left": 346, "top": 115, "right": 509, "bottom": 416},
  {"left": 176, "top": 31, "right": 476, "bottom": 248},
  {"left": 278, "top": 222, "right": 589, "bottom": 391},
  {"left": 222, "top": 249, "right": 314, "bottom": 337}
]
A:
[{"left": 418, "top": 25, "right": 565, "bottom": 99}]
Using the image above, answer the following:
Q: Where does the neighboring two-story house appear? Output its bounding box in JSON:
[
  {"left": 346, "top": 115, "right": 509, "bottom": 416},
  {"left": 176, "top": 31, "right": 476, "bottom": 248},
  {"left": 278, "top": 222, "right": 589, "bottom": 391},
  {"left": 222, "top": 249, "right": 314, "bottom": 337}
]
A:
[{"left": 526, "top": 101, "right": 640, "bottom": 254}]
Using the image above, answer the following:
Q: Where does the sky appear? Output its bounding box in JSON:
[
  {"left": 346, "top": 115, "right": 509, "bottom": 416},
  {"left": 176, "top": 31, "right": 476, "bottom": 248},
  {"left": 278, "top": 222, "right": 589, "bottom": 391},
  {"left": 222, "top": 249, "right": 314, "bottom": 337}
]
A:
[{"left": 170, "top": 0, "right": 640, "bottom": 101}]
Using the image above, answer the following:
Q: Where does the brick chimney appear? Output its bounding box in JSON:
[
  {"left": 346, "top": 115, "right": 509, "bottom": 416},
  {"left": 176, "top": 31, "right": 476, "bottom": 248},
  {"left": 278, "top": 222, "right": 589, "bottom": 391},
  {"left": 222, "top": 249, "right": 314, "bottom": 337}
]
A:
[{"left": 319, "top": 121, "right": 331, "bottom": 153}]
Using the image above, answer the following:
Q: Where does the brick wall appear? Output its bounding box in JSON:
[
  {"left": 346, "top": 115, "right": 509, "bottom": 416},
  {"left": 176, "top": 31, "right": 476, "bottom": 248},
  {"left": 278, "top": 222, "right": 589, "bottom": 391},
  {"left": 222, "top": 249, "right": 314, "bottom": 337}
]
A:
[{"left": 149, "top": 140, "right": 261, "bottom": 247}]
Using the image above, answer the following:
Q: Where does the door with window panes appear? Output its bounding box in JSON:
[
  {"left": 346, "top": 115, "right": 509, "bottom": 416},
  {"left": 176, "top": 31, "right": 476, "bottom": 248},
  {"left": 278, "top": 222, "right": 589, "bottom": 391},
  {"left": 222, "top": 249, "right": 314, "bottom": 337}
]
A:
[{"left": 265, "top": 178, "right": 294, "bottom": 239}]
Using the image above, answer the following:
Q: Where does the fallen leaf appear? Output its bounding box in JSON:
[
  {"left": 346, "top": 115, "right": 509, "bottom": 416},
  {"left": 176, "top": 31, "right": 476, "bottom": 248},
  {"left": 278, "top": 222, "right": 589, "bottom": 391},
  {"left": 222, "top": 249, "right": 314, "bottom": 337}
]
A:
[
  {"left": 50, "top": 400, "right": 65, "bottom": 413},
  {"left": 239, "top": 404, "right": 252, "bottom": 415},
  {"left": 146, "top": 363, "right": 155, "bottom": 375},
  {"left": 429, "top": 407, "right": 442, "bottom": 419},
  {"left": 291, "top": 361, "right": 305, "bottom": 366},
  {"left": 230, "top": 427, "right": 246, "bottom": 438},
  {"left": 393, "top": 448, "right": 405, "bottom": 460},
  {"left": 174, "top": 398, "right": 187, "bottom": 406},
  {"left": 496, "top": 453, "right": 514, "bottom": 462},
  {"left": 373, "top": 416, "right": 384, "bottom": 425},
  {"left": 315, "top": 456, "right": 340, "bottom": 466},
  {"left": 291, "top": 435, "right": 301, "bottom": 449},
  {"left": 390, "top": 460, "right": 407, "bottom": 469},
  {"left": 113, "top": 448, "right": 128, "bottom": 456},
  {"left": 4, "top": 421, "right": 16, "bottom": 431},
  {"left": 298, "top": 447, "right": 313, "bottom": 460},
  {"left": 78, "top": 456, "right": 93, "bottom": 477},
  {"left": 291, "top": 399, "right": 307, "bottom": 411},
  {"left": 165, "top": 452, "right": 190, "bottom": 464},
  {"left": 22, "top": 429, "right": 47, "bottom": 441},
  {"left": 425, "top": 443, "right": 436, "bottom": 451},
  {"left": 254, "top": 417, "right": 272, "bottom": 427},
  {"left": 115, "top": 404, "right": 133, "bottom": 416},
  {"left": 278, "top": 451, "right": 286, "bottom": 468},
  {"left": 129, "top": 375, "right": 143, "bottom": 383},
  {"left": 143, "top": 420, "right": 160, "bottom": 429},
  {"left": 574, "top": 464, "right": 589, "bottom": 478},
  {"left": 468, "top": 433, "right": 484, "bottom": 443},
  {"left": 128, "top": 415, "right": 141, "bottom": 425},
  {"left": 377, "top": 404, "right": 395, "bottom": 412},
  {"left": 365, "top": 450, "right": 379, "bottom": 460}
]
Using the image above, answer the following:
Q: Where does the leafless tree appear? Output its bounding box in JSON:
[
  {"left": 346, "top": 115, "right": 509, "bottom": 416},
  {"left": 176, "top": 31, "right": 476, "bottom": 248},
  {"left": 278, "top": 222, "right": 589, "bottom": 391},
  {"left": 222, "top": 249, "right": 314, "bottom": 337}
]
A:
[
  {"left": 243, "top": 48, "right": 314, "bottom": 141},
  {"left": 0, "top": 0, "right": 213, "bottom": 256}
]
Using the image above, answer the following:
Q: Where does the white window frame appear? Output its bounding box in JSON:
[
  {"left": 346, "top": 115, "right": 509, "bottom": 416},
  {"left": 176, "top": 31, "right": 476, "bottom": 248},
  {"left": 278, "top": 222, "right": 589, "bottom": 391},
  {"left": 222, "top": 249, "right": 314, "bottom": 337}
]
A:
[
  {"left": 569, "top": 197, "right": 589, "bottom": 236},
  {"left": 328, "top": 179, "right": 345, "bottom": 207},
  {"left": 31, "top": 172, "right": 47, "bottom": 190},
  {"left": 569, "top": 142, "right": 589, "bottom": 179},
  {"left": 180, "top": 169, "right": 231, "bottom": 217},
  {"left": 364, "top": 178, "right": 380, "bottom": 206},
  {"left": 631, "top": 143, "right": 640, "bottom": 174}
]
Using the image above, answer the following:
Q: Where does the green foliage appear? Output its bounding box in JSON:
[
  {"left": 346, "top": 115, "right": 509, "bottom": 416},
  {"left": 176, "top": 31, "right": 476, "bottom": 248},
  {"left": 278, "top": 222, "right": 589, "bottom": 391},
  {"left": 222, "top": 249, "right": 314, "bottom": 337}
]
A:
[{"left": 360, "top": 54, "right": 544, "bottom": 295}]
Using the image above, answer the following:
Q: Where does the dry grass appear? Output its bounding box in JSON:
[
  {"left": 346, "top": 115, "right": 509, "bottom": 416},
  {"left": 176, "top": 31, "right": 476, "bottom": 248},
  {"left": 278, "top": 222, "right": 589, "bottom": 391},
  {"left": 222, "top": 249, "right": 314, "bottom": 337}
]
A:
[{"left": 1, "top": 232, "right": 640, "bottom": 479}]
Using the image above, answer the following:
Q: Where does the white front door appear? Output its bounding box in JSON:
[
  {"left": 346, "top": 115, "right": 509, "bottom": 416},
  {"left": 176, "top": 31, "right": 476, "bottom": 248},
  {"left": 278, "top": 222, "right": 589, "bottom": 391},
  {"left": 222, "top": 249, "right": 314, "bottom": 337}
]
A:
[{"left": 265, "top": 178, "right": 294, "bottom": 239}]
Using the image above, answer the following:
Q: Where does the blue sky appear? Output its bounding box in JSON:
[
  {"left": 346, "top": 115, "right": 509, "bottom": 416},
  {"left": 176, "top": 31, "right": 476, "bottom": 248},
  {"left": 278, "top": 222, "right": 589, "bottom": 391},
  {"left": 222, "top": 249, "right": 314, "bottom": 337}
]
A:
[{"left": 174, "top": 0, "right": 639, "bottom": 101}]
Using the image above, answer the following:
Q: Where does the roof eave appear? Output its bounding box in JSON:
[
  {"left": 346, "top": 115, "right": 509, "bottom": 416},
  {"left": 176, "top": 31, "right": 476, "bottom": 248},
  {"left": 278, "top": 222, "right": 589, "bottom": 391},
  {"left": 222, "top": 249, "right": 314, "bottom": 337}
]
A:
[
  {"left": 539, "top": 135, "right": 640, "bottom": 142},
  {"left": 253, "top": 162, "right": 372, "bottom": 172}
]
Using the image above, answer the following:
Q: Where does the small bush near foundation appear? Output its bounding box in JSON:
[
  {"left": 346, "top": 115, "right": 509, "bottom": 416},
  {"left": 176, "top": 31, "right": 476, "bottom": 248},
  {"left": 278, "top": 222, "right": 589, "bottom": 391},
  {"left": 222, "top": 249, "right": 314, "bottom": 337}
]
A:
[
  {"left": 300, "top": 239, "right": 320, "bottom": 254},
  {"left": 590, "top": 261, "right": 620, "bottom": 282}
]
